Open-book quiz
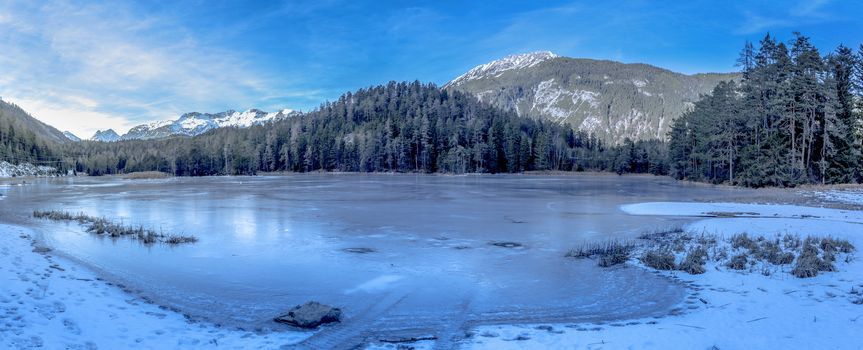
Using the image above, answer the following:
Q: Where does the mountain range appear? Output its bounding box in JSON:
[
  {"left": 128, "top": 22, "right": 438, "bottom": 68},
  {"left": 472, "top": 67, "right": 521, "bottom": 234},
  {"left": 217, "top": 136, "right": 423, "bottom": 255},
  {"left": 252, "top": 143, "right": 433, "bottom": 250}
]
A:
[
  {"left": 85, "top": 108, "right": 299, "bottom": 141},
  {"left": 445, "top": 52, "right": 738, "bottom": 143},
  {"left": 90, "top": 129, "right": 120, "bottom": 142},
  {"left": 35, "top": 52, "right": 737, "bottom": 145}
]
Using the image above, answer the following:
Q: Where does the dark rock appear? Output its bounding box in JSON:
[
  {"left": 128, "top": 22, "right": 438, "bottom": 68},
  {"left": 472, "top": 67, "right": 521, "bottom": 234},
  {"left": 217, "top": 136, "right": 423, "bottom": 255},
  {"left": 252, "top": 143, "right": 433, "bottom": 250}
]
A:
[
  {"left": 379, "top": 335, "right": 437, "bottom": 343},
  {"left": 342, "top": 247, "right": 375, "bottom": 254},
  {"left": 489, "top": 241, "right": 523, "bottom": 249},
  {"left": 32, "top": 246, "right": 52, "bottom": 254},
  {"left": 274, "top": 301, "right": 342, "bottom": 328}
]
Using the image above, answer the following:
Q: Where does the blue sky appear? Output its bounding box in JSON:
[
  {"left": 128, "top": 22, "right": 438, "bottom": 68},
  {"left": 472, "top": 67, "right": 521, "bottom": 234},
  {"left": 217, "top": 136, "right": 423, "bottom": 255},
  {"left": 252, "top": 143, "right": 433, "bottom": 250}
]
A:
[{"left": 0, "top": 0, "right": 860, "bottom": 137}]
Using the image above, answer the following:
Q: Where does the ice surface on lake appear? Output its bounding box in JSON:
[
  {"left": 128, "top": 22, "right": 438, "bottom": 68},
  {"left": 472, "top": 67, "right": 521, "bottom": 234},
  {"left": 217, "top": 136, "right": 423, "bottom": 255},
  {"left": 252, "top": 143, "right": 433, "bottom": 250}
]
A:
[{"left": 0, "top": 175, "right": 757, "bottom": 341}]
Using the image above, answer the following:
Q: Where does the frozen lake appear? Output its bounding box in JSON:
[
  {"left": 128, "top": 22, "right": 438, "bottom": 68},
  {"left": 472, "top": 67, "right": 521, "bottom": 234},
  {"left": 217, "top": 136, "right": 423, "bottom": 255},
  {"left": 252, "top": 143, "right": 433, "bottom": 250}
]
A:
[{"left": 0, "top": 174, "right": 754, "bottom": 343}]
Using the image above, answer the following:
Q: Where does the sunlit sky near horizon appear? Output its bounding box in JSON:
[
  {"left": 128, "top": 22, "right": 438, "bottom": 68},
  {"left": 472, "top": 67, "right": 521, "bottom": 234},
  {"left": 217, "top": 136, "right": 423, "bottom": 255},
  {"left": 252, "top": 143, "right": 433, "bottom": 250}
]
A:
[{"left": 1, "top": 0, "right": 861, "bottom": 138}]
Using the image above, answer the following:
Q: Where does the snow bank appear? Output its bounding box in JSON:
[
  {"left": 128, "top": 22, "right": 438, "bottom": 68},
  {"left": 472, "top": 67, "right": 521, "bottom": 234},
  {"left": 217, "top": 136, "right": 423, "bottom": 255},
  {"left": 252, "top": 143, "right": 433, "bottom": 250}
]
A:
[
  {"left": 621, "top": 201, "right": 863, "bottom": 223},
  {"left": 0, "top": 161, "right": 56, "bottom": 177},
  {"left": 812, "top": 189, "right": 863, "bottom": 206},
  {"left": 0, "top": 224, "right": 311, "bottom": 349},
  {"left": 467, "top": 202, "right": 863, "bottom": 350}
]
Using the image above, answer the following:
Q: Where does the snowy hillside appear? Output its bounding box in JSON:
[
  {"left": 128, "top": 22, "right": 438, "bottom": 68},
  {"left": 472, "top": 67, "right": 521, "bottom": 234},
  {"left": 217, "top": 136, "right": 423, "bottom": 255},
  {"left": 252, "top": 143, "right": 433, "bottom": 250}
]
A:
[
  {"left": 63, "top": 131, "right": 81, "bottom": 142},
  {"left": 447, "top": 52, "right": 559, "bottom": 87},
  {"left": 119, "top": 108, "right": 299, "bottom": 140}
]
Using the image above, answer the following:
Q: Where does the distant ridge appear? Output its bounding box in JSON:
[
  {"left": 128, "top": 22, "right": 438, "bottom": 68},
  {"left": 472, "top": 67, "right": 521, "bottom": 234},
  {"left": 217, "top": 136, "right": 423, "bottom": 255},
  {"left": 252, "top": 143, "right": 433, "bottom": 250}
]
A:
[{"left": 118, "top": 108, "right": 300, "bottom": 140}]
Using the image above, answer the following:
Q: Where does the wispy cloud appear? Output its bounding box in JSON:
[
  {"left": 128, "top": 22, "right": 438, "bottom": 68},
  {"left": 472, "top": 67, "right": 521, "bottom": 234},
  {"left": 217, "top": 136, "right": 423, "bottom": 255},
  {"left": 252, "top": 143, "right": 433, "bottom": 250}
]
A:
[
  {"left": 736, "top": 0, "right": 838, "bottom": 34},
  {"left": 0, "top": 1, "right": 287, "bottom": 137}
]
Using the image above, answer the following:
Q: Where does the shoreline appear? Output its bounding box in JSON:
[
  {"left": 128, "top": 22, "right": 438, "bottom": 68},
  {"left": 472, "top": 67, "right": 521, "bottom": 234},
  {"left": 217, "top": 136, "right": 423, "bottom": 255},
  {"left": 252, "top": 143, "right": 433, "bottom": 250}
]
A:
[
  {"left": 0, "top": 222, "right": 312, "bottom": 349},
  {"left": 468, "top": 201, "right": 863, "bottom": 349},
  {"left": 4, "top": 216, "right": 689, "bottom": 350},
  {"left": 3, "top": 179, "right": 862, "bottom": 349}
]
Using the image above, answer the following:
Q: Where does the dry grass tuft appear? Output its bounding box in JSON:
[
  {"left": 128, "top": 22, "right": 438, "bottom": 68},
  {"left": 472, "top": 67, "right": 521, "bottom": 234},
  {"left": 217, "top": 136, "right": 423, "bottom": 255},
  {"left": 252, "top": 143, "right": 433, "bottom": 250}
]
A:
[
  {"left": 122, "top": 171, "right": 172, "bottom": 180},
  {"left": 567, "top": 240, "right": 635, "bottom": 267},
  {"left": 637, "top": 227, "right": 854, "bottom": 279},
  {"left": 640, "top": 249, "right": 676, "bottom": 270},
  {"left": 33, "top": 210, "right": 197, "bottom": 245},
  {"left": 726, "top": 253, "right": 748, "bottom": 270},
  {"left": 637, "top": 226, "right": 684, "bottom": 240},
  {"left": 678, "top": 246, "right": 708, "bottom": 274}
]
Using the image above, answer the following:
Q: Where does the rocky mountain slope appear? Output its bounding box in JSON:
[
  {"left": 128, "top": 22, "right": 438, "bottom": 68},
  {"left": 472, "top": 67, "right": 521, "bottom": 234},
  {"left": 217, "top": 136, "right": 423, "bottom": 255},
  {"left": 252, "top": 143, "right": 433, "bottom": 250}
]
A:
[
  {"left": 445, "top": 52, "right": 738, "bottom": 143},
  {"left": 63, "top": 131, "right": 81, "bottom": 142}
]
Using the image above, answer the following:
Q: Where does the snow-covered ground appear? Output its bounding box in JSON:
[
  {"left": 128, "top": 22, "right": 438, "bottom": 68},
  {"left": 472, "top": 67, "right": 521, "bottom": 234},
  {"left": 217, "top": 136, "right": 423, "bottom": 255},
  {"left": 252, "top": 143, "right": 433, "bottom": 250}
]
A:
[
  {"left": 810, "top": 189, "right": 863, "bottom": 206},
  {"left": 0, "top": 162, "right": 56, "bottom": 178},
  {"left": 0, "top": 224, "right": 311, "bottom": 349},
  {"left": 466, "top": 202, "right": 863, "bottom": 350}
]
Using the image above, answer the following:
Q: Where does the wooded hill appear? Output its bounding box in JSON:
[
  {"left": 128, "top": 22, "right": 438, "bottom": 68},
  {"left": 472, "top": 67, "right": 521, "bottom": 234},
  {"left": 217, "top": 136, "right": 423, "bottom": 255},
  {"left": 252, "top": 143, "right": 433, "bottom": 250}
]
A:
[
  {"left": 669, "top": 33, "right": 863, "bottom": 187},
  {"left": 64, "top": 82, "right": 667, "bottom": 176},
  {"left": 0, "top": 99, "right": 65, "bottom": 166}
]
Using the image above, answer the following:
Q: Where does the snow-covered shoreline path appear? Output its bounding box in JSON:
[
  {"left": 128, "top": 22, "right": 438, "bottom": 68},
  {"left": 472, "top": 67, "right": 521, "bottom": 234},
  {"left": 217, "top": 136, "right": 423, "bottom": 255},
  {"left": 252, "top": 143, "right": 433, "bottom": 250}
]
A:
[
  {"left": 468, "top": 201, "right": 863, "bottom": 350},
  {"left": 0, "top": 223, "right": 310, "bottom": 349}
]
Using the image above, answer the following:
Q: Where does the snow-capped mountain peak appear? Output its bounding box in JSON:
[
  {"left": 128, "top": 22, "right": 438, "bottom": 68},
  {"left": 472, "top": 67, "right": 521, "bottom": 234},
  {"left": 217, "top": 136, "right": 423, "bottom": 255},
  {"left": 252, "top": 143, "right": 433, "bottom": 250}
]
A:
[
  {"left": 119, "top": 108, "right": 299, "bottom": 140},
  {"left": 90, "top": 129, "right": 120, "bottom": 142},
  {"left": 446, "top": 51, "right": 559, "bottom": 87}
]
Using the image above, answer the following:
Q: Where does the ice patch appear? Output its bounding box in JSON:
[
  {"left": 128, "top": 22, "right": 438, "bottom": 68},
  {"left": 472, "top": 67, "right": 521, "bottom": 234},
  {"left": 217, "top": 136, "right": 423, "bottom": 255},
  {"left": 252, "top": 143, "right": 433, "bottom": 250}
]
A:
[{"left": 345, "top": 275, "right": 404, "bottom": 294}]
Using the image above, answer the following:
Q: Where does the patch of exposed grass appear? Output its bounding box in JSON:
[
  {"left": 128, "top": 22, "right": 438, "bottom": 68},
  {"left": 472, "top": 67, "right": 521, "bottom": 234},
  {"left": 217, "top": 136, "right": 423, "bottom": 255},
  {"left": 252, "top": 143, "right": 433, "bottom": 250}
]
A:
[
  {"left": 783, "top": 234, "right": 801, "bottom": 250},
  {"left": 756, "top": 239, "right": 795, "bottom": 265},
  {"left": 165, "top": 235, "right": 199, "bottom": 245},
  {"left": 730, "top": 233, "right": 757, "bottom": 251},
  {"left": 640, "top": 249, "right": 676, "bottom": 270},
  {"left": 637, "top": 226, "right": 684, "bottom": 240},
  {"left": 792, "top": 242, "right": 822, "bottom": 278},
  {"left": 704, "top": 211, "right": 759, "bottom": 218},
  {"left": 567, "top": 240, "right": 635, "bottom": 267},
  {"left": 122, "top": 171, "right": 172, "bottom": 180},
  {"left": 638, "top": 227, "right": 854, "bottom": 279},
  {"left": 726, "top": 253, "right": 748, "bottom": 270},
  {"left": 820, "top": 237, "right": 855, "bottom": 254},
  {"left": 33, "top": 210, "right": 197, "bottom": 245},
  {"left": 677, "top": 246, "right": 707, "bottom": 274},
  {"left": 786, "top": 237, "right": 847, "bottom": 278}
]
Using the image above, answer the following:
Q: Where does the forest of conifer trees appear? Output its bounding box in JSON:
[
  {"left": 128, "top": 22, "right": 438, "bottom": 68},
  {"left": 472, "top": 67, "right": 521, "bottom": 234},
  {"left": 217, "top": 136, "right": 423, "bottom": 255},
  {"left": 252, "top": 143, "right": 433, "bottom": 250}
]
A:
[
  {"left": 669, "top": 33, "right": 863, "bottom": 187},
  {"left": 64, "top": 82, "right": 667, "bottom": 176}
]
